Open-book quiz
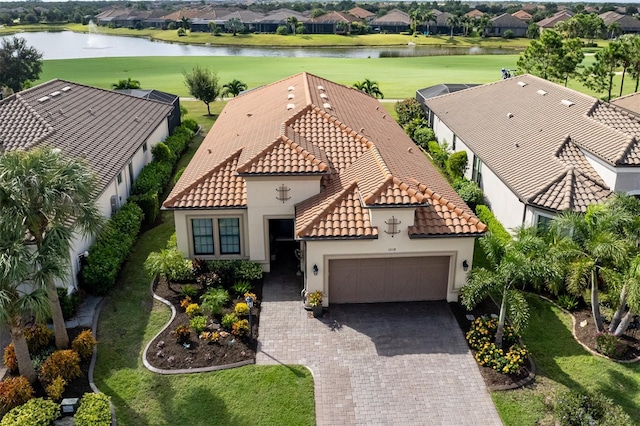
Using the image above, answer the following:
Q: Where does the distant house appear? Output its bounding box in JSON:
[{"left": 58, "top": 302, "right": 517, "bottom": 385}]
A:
[
  {"left": 115, "top": 89, "right": 181, "bottom": 134},
  {"left": 486, "top": 13, "right": 528, "bottom": 37},
  {"left": 537, "top": 11, "right": 573, "bottom": 31},
  {"left": 433, "top": 11, "right": 455, "bottom": 35},
  {"left": 214, "top": 10, "right": 264, "bottom": 32},
  {"left": 164, "top": 73, "right": 484, "bottom": 305},
  {"left": 308, "top": 11, "right": 358, "bottom": 34},
  {"left": 512, "top": 10, "right": 533, "bottom": 22},
  {"left": 0, "top": 80, "right": 173, "bottom": 288},
  {"left": 599, "top": 11, "right": 640, "bottom": 35},
  {"left": 348, "top": 6, "right": 376, "bottom": 22},
  {"left": 254, "top": 9, "right": 308, "bottom": 33},
  {"left": 416, "top": 83, "right": 480, "bottom": 116},
  {"left": 422, "top": 75, "right": 640, "bottom": 230},
  {"left": 370, "top": 9, "right": 410, "bottom": 33},
  {"left": 465, "top": 9, "right": 484, "bottom": 19}
]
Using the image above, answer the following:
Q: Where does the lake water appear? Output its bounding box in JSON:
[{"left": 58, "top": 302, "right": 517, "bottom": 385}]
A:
[{"left": 1, "top": 31, "right": 517, "bottom": 60}]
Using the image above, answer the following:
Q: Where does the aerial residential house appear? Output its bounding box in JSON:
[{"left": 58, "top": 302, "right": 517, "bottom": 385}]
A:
[
  {"left": 348, "top": 6, "right": 376, "bottom": 22},
  {"left": 485, "top": 13, "right": 528, "bottom": 37},
  {"left": 0, "top": 80, "right": 173, "bottom": 288},
  {"left": 370, "top": 9, "right": 411, "bottom": 33},
  {"left": 433, "top": 11, "right": 454, "bottom": 35},
  {"left": 512, "top": 10, "right": 533, "bottom": 22},
  {"left": 213, "top": 10, "right": 265, "bottom": 32},
  {"left": 164, "top": 73, "right": 484, "bottom": 305},
  {"left": 465, "top": 9, "right": 484, "bottom": 19},
  {"left": 599, "top": 11, "right": 640, "bottom": 35},
  {"left": 421, "top": 75, "right": 640, "bottom": 231},
  {"left": 537, "top": 10, "right": 573, "bottom": 31},
  {"left": 254, "top": 9, "right": 309, "bottom": 33},
  {"left": 308, "top": 11, "right": 359, "bottom": 34}
]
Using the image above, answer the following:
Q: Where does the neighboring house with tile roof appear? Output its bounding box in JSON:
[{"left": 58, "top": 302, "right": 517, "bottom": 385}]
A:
[
  {"left": 599, "top": 11, "right": 640, "bottom": 34},
  {"left": 422, "top": 74, "right": 640, "bottom": 231},
  {"left": 465, "top": 9, "right": 484, "bottom": 19},
  {"left": 0, "top": 79, "right": 173, "bottom": 288},
  {"left": 164, "top": 73, "right": 485, "bottom": 305},
  {"left": 537, "top": 10, "right": 573, "bottom": 31},
  {"left": 370, "top": 9, "right": 411, "bottom": 33},
  {"left": 254, "top": 9, "right": 309, "bottom": 33},
  {"left": 348, "top": 6, "right": 376, "bottom": 21},
  {"left": 612, "top": 92, "right": 640, "bottom": 115},
  {"left": 486, "top": 13, "right": 528, "bottom": 37},
  {"left": 308, "top": 11, "right": 359, "bottom": 34},
  {"left": 512, "top": 10, "right": 533, "bottom": 22}
]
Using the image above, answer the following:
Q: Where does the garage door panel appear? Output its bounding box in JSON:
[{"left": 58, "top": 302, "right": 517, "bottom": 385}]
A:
[{"left": 329, "top": 256, "right": 450, "bottom": 304}]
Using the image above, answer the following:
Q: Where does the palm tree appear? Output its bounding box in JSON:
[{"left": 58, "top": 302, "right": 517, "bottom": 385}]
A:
[
  {"left": 476, "top": 15, "right": 492, "bottom": 37},
  {"left": 461, "top": 229, "right": 554, "bottom": 348},
  {"left": 225, "top": 18, "right": 244, "bottom": 36},
  {"left": 180, "top": 16, "right": 190, "bottom": 30},
  {"left": 0, "top": 148, "right": 102, "bottom": 349},
  {"left": 0, "top": 225, "right": 51, "bottom": 383},
  {"left": 423, "top": 10, "right": 436, "bottom": 35},
  {"left": 608, "top": 22, "right": 621, "bottom": 40},
  {"left": 550, "top": 204, "right": 632, "bottom": 332},
  {"left": 112, "top": 77, "right": 141, "bottom": 90},
  {"left": 409, "top": 8, "right": 425, "bottom": 34},
  {"left": 446, "top": 15, "right": 460, "bottom": 39},
  {"left": 287, "top": 16, "right": 299, "bottom": 36},
  {"left": 222, "top": 79, "right": 248, "bottom": 97},
  {"left": 353, "top": 79, "right": 384, "bottom": 99},
  {"left": 461, "top": 15, "right": 473, "bottom": 37}
]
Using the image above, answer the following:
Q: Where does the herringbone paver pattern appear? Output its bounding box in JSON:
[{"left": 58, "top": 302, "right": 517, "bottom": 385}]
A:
[{"left": 256, "top": 264, "right": 502, "bottom": 426}]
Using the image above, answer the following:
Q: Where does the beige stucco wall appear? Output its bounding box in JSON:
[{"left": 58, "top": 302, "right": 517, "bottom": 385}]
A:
[{"left": 303, "top": 206, "right": 476, "bottom": 304}]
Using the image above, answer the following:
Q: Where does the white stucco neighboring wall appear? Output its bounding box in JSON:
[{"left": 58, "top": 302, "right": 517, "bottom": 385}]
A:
[
  {"left": 303, "top": 206, "right": 476, "bottom": 304},
  {"left": 582, "top": 150, "right": 618, "bottom": 190},
  {"left": 245, "top": 176, "right": 321, "bottom": 271}
]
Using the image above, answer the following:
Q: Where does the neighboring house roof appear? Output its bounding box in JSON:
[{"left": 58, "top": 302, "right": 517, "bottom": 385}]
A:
[
  {"left": 312, "top": 11, "right": 359, "bottom": 24},
  {"left": 512, "top": 10, "right": 533, "bottom": 21},
  {"left": 465, "top": 9, "right": 484, "bottom": 18},
  {"left": 0, "top": 80, "right": 172, "bottom": 192},
  {"left": 216, "top": 10, "right": 264, "bottom": 23},
  {"left": 115, "top": 88, "right": 178, "bottom": 104},
  {"left": 584, "top": 6, "right": 598, "bottom": 13},
  {"left": 612, "top": 92, "right": 640, "bottom": 115},
  {"left": 417, "top": 83, "right": 480, "bottom": 101},
  {"left": 423, "top": 75, "right": 640, "bottom": 212},
  {"left": 348, "top": 7, "right": 376, "bottom": 20},
  {"left": 164, "top": 73, "right": 484, "bottom": 239},
  {"left": 256, "top": 9, "right": 309, "bottom": 24},
  {"left": 434, "top": 12, "right": 453, "bottom": 26},
  {"left": 370, "top": 9, "right": 411, "bottom": 26},
  {"left": 537, "top": 11, "right": 573, "bottom": 28},
  {"left": 490, "top": 13, "right": 528, "bottom": 29},
  {"left": 599, "top": 11, "right": 640, "bottom": 31}
]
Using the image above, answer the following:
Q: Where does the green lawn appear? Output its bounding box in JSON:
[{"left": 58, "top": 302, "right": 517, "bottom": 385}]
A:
[
  {"left": 492, "top": 296, "right": 640, "bottom": 425},
  {"left": 93, "top": 103, "right": 315, "bottom": 426}
]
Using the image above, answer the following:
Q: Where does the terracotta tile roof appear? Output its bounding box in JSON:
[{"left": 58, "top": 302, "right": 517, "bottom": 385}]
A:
[
  {"left": 512, "top": 10, "right": 532, "bottom": 21},
  {"left": 410, "top": 203, "right": 485, "bottom": 236},
  {"left": 166, "top": 73, "right": 483, "bottom": 239},
  {"left": 0, "top": 80, "right": 172, "bottom": 192},
  {"left": 348, "top": 7, "right": 376, "bottom": 20},
  {"left": 491, "top": 13, "right": 528, "bottom": 29},
  {"left": 465, "top": 9, "right": 485, "bottom": 18},
  {"left": 423, "top": 75, "right": 625, "bottom": 212},
  {"left": 312, "top": 11, "right": 359, "bottom": 24},
  {"left": 370, "top": 9, "right": 410, "bottom": 25},
  {"left": 537, "top": 11, "right": 573, "bottom": 28}
]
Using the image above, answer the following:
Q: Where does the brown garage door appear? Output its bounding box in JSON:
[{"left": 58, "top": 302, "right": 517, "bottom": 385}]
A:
[{"left": 328, "top": 256, "right": 450, "bottom": 304}]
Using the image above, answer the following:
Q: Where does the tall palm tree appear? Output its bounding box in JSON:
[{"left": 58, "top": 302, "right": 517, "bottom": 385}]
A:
[
  {"left": 461, "top": 15, "right": 473, "bottom": 37},
  {"left": 287, "top": 16, "right": 299, "bottom": 35},
  {"left": 222, "top": 79, "right": 248, "bottom": 97},
  {"left": 180, "top": 16, "right": 190, "bottom": 30},
  {"left": 353, "top": 79, "right": 384, "bottom": 99},
  {"left": 461, "top": 229, "right": 554, "bottom": 348},
  {"left": 423, "top": 10, "right": 436, "bottom": 35},
  {"left": 476, "top": 15, "right": 492, "bottom": 37},
  {"left": 409, "top": 8, "right": 425, "bottom": 34},
  {"left": 550, "top": 204, "right": 632, "bottom": 332},
  {"left": 0, "top": 148, "right": 102, "bottom": 349},
  {"left": 112, "top": 77, "right": 141, "bottom": 90},
  {"left": 446, "top": 15, "right": 460, "bottom": 39},
  {"left": 0, "top": 225, "right": 51, "bottom": 383}
]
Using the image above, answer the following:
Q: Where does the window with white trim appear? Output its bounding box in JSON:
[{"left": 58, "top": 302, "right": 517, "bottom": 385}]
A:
[
  {"left": 472, "top": 154, "right": 483, "bottom": 187},
  {"left": 219, "top": 218, "right": 240, "bottom": 255},
  {"left": 192, "top": 219, "right": 214, "bottom": 255}
]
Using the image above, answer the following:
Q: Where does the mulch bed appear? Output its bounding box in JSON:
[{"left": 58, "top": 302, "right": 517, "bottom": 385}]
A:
[
  {"left": 146, "top": 278, "right": 260, "bottom": 370},
  {"left": 449, "top": 299, "right": 532, "bottom": 389},
  {"left": 571, "top": 308, "right": 640, "bottom": 361}
]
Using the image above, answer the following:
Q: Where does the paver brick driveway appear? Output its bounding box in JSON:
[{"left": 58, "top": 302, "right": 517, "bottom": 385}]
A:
[{"left": 256, "top": 266, "right": 502, "bottom": 426}]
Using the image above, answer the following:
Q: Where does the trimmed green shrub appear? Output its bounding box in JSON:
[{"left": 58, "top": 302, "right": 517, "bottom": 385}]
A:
[
  {"left": 475, "top": 205, "right": 510, "bottom": 242},
  {"left": 276, "top": 25, "right": 288, "bottom": 35},
  {"left": 81, "top": 203, "right": 144, "bottom": 295},
  {"left": 151, "top": 141, "right": 175, "bottom": 164},
  {"left": 447, "top": 151, "right": 468, "bottom": 180},
  {"left": 0, "top": 397, "right": 59, "bottom": 426},
  {"left": 190, "top": 315, "right": 207, "bottom": 334},
  {"left": 181, "top": 118, "right": 198, "bottom": 132},
  {"left": 57, "top": 288, "right": 81, "bottom": 320},
  {"left": 554, "top": 390, "right": 634, "bottom": 426},
  {"left": 453, "top": 179, "right": 484, "bottom": 211},
  {"left": 129, "top": 191, "right": 159, "bottom": 226},
  {"left": 222, "top": 313, "right": 239, "bottom": 330},
  {"left": 413, "top": 127, "right": 435, "bottom": 150},
  {"left": 131, "top": 160, "right": 172, "bottom": 196},
  {"left": 235, "top": 260, "right": 263, "bottom": 282},
  {"left": 75, "top": 392, "right": 112, "bottom": 426},
  {"left": 395, "top": 98, "right": 424, "bottom": 126},
  {"left": 428, "top": 141, "right": 449, "bottom": 170}
]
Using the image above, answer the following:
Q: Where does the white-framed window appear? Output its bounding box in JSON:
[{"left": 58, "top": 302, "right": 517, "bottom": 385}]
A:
[
  {"left": 117, "top": 172, "right": 122, "bottom": 184},
  {"left": 219, "top": 218, "right": 241, "bottom": 254},
  {"left": 192, "top": 219, "right": 214, "bottom": 255},
  {"left": 143, "top": 142, "right": 148, "bottom": 152}
]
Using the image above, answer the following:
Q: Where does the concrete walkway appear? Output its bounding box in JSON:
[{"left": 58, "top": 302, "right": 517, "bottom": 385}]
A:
[{"left": 256, "top": 265, "right": 502, "bottom": 426}]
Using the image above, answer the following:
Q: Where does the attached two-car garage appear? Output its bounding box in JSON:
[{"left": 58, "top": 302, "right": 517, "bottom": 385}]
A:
[{"left": 328, "top": 256, "right": 451, "bottom": 304}]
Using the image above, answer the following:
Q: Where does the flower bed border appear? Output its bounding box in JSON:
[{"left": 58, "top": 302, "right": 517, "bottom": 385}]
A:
[
  {"left": 142, "top": 277, "right": 255, "bottom": 375},
  {"left": 537, "top": 294, "right": 640, "bottom": 364}
]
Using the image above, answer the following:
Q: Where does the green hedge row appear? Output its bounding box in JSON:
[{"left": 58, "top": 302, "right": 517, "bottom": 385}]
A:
[
  {"left": 81, "top": 203, "right": 144, "bottom": 295},
  {"left": 475, "top": 205, "right": 510, "bottom": 243},
  {"left": 0, "top": 398, "right": 59, "bottom": 426}
]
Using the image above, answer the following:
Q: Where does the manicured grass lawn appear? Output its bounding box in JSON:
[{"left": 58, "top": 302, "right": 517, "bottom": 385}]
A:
[
  {"left": 492, "top": 296, "right": 640, "bottom": 425},
  {"left": 39, "top": 54, "right": 635, "bottom": 101},
  {"left": 93, "top": 103, "right": 315, "bottom": 425}
]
